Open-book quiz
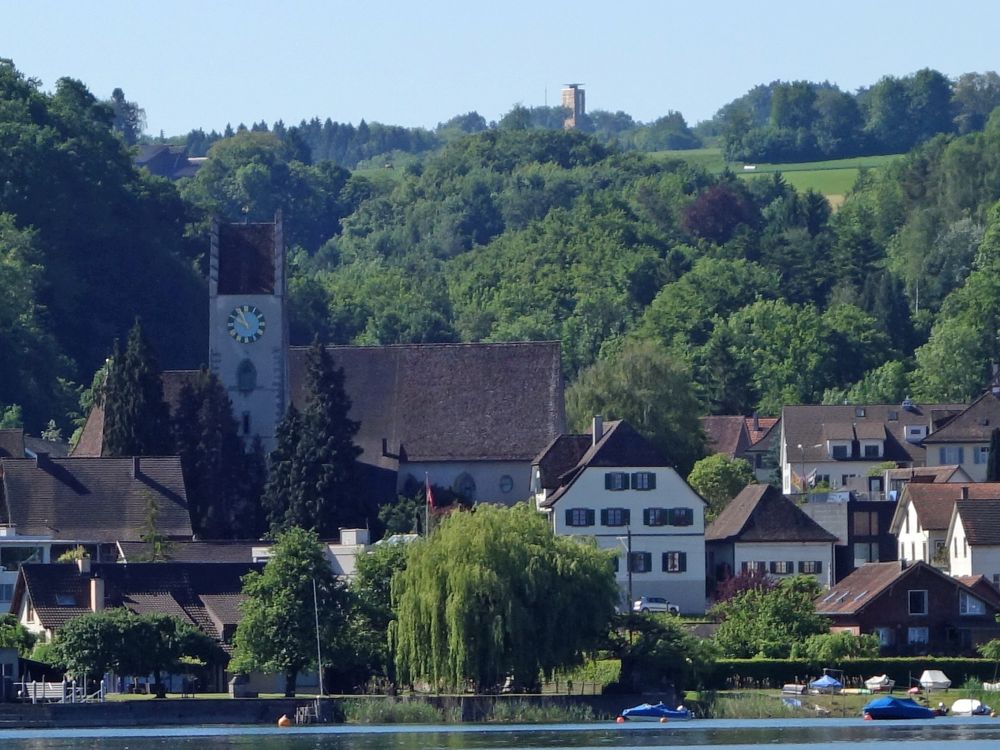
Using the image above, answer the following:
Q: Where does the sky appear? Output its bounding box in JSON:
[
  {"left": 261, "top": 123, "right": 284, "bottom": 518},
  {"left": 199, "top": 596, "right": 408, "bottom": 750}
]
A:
[{"left": 4, "top": 1, "right": 1000, "bottom": 138}]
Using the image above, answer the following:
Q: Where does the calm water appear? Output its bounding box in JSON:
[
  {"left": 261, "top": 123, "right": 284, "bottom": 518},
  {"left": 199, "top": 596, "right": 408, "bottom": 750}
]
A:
[{"left": 3, "top": 718, "right": 1000, "bottom": 750}]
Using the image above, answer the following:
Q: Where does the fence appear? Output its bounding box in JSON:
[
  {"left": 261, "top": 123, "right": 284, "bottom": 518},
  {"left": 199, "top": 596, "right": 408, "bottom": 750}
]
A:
[{"left": 16, "top": 679, "right": 105, "bottom": 703}]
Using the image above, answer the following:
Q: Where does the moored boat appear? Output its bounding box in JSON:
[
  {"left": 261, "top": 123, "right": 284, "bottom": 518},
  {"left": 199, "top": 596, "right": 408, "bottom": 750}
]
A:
[
  {"left": 951, "top": 698, "right": 991, "bottom": 716},
  {"left": 620, "top": 702, "right": 693, "bottom": 721},
  {"left": 864, "top": 674, "right": 895, "bottom": 692},
  {"left": 862, "top": 696, "right": 935, "bottom": 720}
]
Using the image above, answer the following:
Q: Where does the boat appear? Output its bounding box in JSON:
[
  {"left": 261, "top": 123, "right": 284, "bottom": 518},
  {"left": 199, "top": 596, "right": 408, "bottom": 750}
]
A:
[
  {"left": 918, "top": 670, "right": 951, "bottom": 691},
  {"left": 862, "top": 696, "right": 936, "bottom": 720},
  {"left": 865, "top": 674, "right": 895, "bottom": 692},
  {"left": 951, "top": 698, "right": 991, "bottom": 716},
  {"left": 620, "top": 702, "right": 694, "bottom": 721},
  {"left": 809, "top": 674, "right": 843, "bottom": 694}
]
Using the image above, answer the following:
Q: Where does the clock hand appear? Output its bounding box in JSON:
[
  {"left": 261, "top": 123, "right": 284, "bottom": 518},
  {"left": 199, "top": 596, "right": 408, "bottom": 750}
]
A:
[{"left": 238, "top": 309, "right": 250, "bottom": 328}]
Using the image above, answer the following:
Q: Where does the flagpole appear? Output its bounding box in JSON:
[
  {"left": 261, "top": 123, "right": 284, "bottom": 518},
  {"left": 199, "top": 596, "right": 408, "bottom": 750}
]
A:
[{"left": 425, "top": 472, "right": 430, "bottom": 536}]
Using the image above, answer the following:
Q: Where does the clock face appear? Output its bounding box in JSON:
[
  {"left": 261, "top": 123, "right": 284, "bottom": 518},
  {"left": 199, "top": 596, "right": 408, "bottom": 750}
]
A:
[{"left": 227, "top": 304, "right": 266, "bottom": 343}]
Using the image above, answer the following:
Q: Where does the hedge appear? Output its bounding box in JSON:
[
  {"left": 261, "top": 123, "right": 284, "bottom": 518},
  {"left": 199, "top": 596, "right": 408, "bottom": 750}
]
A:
[{"left": 703, "top": 658, "right": 1000, "bottom": 690}]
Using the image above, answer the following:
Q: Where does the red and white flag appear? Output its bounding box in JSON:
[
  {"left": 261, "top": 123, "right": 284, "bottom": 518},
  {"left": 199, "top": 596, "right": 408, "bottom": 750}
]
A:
[{"left": 425, "top": 475, "right": 436, "bottom": 509}]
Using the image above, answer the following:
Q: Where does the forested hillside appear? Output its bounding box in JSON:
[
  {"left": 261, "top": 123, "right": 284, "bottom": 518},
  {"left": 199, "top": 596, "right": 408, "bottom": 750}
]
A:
[{"left": 5, "top": 58, "right": 1000, "bottom": 460}]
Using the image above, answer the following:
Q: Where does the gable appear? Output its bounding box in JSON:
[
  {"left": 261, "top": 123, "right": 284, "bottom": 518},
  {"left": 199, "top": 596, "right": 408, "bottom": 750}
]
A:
[
  {"left": 923, "top": 391, "right": 1000, "bottom": 444},
  {"left": 706, "top": 484, "right": 837, "bottom": 543}
]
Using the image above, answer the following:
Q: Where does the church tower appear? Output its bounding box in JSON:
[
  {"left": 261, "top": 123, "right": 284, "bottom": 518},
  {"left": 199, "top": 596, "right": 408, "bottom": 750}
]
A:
[{"left": 208, "top": 212, "right": 288, "bottom": 453}]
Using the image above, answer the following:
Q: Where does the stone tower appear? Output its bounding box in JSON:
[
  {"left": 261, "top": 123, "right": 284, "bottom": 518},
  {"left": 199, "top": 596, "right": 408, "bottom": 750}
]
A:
[{"left": 208, "top": 212, "right": 288, "bottom": 453}]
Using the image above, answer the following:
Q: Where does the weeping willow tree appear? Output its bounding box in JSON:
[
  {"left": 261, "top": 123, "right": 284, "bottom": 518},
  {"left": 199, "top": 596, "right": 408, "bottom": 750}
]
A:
[{"left": 389, "top": 503, "right": 618, "bottom": 693}]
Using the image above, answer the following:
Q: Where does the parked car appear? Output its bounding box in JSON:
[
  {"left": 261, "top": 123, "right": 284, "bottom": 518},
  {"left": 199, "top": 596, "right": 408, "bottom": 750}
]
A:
[{"left": 632, "top": 596, "right": 679, "bottom": 614}]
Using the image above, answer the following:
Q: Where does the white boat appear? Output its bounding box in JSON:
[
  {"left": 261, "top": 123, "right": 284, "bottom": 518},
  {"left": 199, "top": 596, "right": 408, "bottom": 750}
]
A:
[
  {"left": 984, "top": 681, "right": 1000, "bottom": 692},
  {"left": 865, "top": 674, "right": 895, "bottom": 692},
  {"left": 951, "top": 698, "right": 991, "bottom": 716},
  {"left": 918, "top": 669, "right": 951, "bottom": 691}
]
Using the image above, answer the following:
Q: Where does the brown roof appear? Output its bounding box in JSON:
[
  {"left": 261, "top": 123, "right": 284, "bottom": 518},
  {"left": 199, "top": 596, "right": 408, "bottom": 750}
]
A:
[
  {"left": 924, "top": 391, "right": 1000, "bottom": 444},
  {"left": 905, "top": 483, "right": 1000, "bottom": 531},
  {"left": 702, "top": 416, "right": 749, "bottom": 458},
  {"left": 705, "top": 483, "right": 838, "bottom": 543},
  {"left": 538, "top": 421, "right": 680, "bottom": 508},
  {"left": 956, "top": 499, "right": 1000, "bottom": 546},
  {"left": 532, "top": 434, "right": 592, "bottom": 491},
  {"left": 14, "top": 562, "right": 259, "bottom": 641},
  {"left": 745, "top": 417, "right": 778, "bottom": 447},
  {"left": 816, "top": 560, "right": 992, "bottom": 616},
  {"left": 117, "top": 541, "right": 258, "bottom": 563},
  {"left": 0, "top": 456, "right": 192, "bottom": 541},
  {"left": 69, "top": 405, "right": 104, "bottom": 457},
  {"left": 781, "top": 403, "right": 966, "bottom": 465},
  {"left": 288, "top": 342, "right": 565, "bottom": 463},
  {"left": 0, "top": 429, "right": 24, "bottom": 458},
  {"left": 886, "top": 465, "right": 965, "bottom": 483}
]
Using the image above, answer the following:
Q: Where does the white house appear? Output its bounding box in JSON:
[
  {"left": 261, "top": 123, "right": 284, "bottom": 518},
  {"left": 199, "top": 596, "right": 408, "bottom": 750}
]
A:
[
  {"left": 923, "top": 390, "right": 1000, "bottom": 482},
  {"left": 705, "top": 484, "right": 838, "bottom": 588},
  {"left": 946, "top": 498, "right": 1000, "bottom": 586},
  {"left": 532, "top": 419, "right": 707, "bottom": 615},
  {"left": 890, "top": 483, "right": 1000, "bottom": 566}
]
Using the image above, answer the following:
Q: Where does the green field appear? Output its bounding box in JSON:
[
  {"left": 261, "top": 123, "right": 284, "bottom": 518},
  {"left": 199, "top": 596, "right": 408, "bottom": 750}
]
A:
[{"left": 654, "top": 148, "right": 902, "bottom": 205}]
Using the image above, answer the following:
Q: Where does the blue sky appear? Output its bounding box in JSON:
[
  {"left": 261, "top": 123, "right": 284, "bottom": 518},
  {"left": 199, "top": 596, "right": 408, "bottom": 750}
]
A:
[{"left": 4, "top": 1, "right": 999, "bottom": 137}]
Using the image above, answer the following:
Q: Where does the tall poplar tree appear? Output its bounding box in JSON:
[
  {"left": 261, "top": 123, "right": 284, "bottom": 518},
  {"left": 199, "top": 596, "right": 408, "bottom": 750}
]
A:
[
  {"left": 263, "top": 339, "right": 363, "bottom": 536},
  {"left": 101, "top": 319, "right": 173, "bottom": 456}
]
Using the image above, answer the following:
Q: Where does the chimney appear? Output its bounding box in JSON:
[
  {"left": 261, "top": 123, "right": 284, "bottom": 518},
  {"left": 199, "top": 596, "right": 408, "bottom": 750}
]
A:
[
  {"left": 34, "top": 452, "right": 50, "bottom": 469},
  {"left": 131, "top": 456, "right": 140, "bottom": 478},
  {"left": 961, "top": 486, "right": 970, "bottom": 500},
  {"left": 592, "top": 415, "right": 604, "bottom": 446},
  {"left": 90, "top": 576, "right": 104, "bottom": 613},
  {"left": 753, "top": 413, "right": 760, "bottom": 432},
  {"left": 76, "top": 556, "right": 91, "bottom": 575}
]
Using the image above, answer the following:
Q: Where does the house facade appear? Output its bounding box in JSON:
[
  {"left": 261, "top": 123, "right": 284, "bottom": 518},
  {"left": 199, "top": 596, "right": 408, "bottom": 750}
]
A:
[
  {"left": 946, "top": 498, "right": 1000, "bottom": 585},
  {"left": 816, "top": 560, "right": 1000, "bottom": 655},
  {"left": 702, "top": 415, "right": 779, "bottom": 483},
  {"left": 923, "top": 390, "right": 1000, "bottom": 482},
  {"left": 779, "top": 402, "right": 964, "bottom": 498},
  {"left": 705, "top": 484, "right": 837, "bottom": 588},
  {"left": 891, "top": 483, "right": 1000, "bottom": 566},
  {"left": 533, "top": 419, "right": 706, "bottom": 614},
  {"left": 800, "top": 496, "right": 898, "bottom": 582}
]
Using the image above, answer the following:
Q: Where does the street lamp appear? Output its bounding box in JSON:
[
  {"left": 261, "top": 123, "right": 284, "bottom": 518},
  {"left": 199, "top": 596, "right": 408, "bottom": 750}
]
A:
[{"left": 615, "top": 527, "right": 633, "bottom": 610}]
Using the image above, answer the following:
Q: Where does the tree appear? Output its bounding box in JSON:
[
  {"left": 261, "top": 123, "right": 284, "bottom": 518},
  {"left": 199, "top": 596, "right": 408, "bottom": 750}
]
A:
[
  {"left": 711, "top": 576, "right": 827, "bottom": 658},
  {"left": 566, "top": 340, "right": 706, "bottom": 475},
  {"left": 0, "top": 613, "right": 35, "bottom": 655},
  {"left": 173, "top": 368, "right": 264, "bottom": 539},
  {"left": 52, "top": 609, "right": 128, "bottom": 680},
  {"left": 108, "top": 88, "right": 145, "bottom": 145},
  {"left": 101, "top": 318, "right": 173, "bottom": 457},
  {"left": 262, "top": 339, "right": 364, "bottom": 536},
  {"left": 230, "top": 527, "right": 350, "bottom": 696},
  {"left": 390, "top": 503, "right": 617, "bottom": 693},
  {"left": 790, "top": 631, "right": 880, "bottom": 661},
  {"left": 615, "top": 612, "right": 718, "bottom": 694},
  {"left": 687, "top": 455, "right": 755, "bottom": 521},
  {"left": 988, "top": 428, "right": 1000, "bottom": 482}
]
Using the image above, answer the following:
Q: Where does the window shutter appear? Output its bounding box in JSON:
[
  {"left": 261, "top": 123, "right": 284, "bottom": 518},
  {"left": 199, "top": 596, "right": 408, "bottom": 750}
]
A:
[
  {"left": 787, "top": 560, "right": 793, "bottom": 573},
  {"left": 564, "top": 509, "right": 573, "bottom": 526},
  {"left": 769, "top": 561, "right": 777, "bottom": 574},
  {"left": 815, "top": 561, "right": 823, "bottom": 573},
  {"left": 661, "top": 552, "right": 669, "bottom": 572},
  {"left": 939, "top": 447, "right": 946, "bottom": 464},
  {"left": 679, "top": 552, "right": 687, "bottom": 573},
  {"left": 622, "top": 509, "right": 631, "bottom": 525},
  {"left": 600, "top": 509, "right": 609, "bottom": 525},
  {"left": 605, "top": 473, "right": 613, "bottom": 490},
  {"left": 958, "top": 447, "right": 965, "bottom": 463},
  {"left": 630, "top": 472, "right": 639, "bottom": 489},
  {"left": 647, "top": 472, "right": 656, "bottom": 490},
  {"left": 643, "top": 552, "right": 652, "bottom": 571},
  {"left": 643, "top": 508, "right": 651, "bottom": 525},
  {"left": 586, "top": 509, "right": 595, "bottom": 526}
]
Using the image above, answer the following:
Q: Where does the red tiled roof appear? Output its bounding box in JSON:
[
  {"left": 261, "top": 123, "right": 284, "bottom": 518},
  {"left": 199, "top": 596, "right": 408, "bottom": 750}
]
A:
[
  {"left": 906, "top": 483, "right": 1000, "bottom": 531},
  {"left": 705, "top": 484, "right": 837, "bottom": 543}
]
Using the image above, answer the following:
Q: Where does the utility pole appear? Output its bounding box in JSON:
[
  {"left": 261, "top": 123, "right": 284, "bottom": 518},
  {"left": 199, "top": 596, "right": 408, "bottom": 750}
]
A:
[{"left": 312, "top": 578, "right": 324, "bottom": 699}]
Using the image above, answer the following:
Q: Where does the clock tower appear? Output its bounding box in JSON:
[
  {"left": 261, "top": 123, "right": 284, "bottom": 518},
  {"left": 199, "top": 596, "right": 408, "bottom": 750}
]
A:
[{"left": 208, "top": 212, "right": 288, "bottom": 453}]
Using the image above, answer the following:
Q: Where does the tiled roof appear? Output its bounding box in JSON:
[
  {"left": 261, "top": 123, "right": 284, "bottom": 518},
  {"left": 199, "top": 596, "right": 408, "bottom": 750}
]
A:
[
  {"left": 781, "top": 403, "right": 966, "bottom": 464},
  {"left": 745, "top": 417, "right": 778, "bottom": 447},
  {"left": 886, "top": 465, "right": 964, "bottom": 483},
  {"left": 956, "top": 499, "right": 1000, "bottom": 546},
  {"left": 117, "top": 541, "right": 258, "bottom": 563},
  {"left": 289, "top": 342, "right": 565, "bottom": 463},
  {"left": 532, "top": 434, "right": 592, "bottom": 491},
  {"left": 906, "top": 483, "right": 1000, "bottom": 531},
  {"left": 815, "top": 561, "right": 917, "bottom": 615},
  {"left": 16, "top": 562, "right": 259, "bottom": 641},
  {"left": 0, "top": 429, "right": 24, "bottom": 458},
  {"left": 705, "top": 483, "right": 838, "bottom": 543},
  {"left": 924, "top": 391, "right": 1000, "bottom": 444},
  {"left": 702, "top": 416, "right": 748, "bottom": 458},
  {"left": 0, "top": 456, "right": 192, "bottom": 541},
  {"left": 538, "top": 421, "right": 678, "bottom": 508}
]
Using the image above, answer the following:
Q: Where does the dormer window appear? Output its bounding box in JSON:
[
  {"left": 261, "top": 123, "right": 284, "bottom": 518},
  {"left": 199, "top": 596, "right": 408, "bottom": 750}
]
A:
[
  {"left": 862, "top": 442, "right": 882, "bottom": 458},
  {"left": 832, "top": 444, "right": 849, "bottom": 459},
  {"left": 855, "top": 407, "right": 866, "bottom": 418}
]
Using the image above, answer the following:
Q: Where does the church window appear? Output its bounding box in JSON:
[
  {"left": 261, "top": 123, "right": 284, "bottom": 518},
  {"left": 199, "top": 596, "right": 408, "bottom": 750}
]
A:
[
  {"left": 242, "top": 412, "right": 251, "bottom": 436},
  {"left": 237, "top": 359, "right": 257, "bottom": 393}
]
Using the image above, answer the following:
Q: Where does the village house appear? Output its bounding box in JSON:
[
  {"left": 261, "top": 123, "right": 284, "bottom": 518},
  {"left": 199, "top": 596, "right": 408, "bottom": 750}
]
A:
[
  {"left": 705, "top": 484, "right": 837, "bottom": 588},
  {"left": 701, "top": 415, "right": 779, "bottom": 483},
  {"left": 799, "top": 494, "right": 898, "bottom": 582},
  {"left": 890, "top": 483, "right": 1000, "bottom": 566},
  {"left": 532, "top": 419, "right": 707, "bottom": 615},
  {"left": 945, "top": 498, "right": 1000, "bottom": 586},
  {"left": 922, "top": 389, "right": 1000, "bottom": 482},
  {"left": 778, "top": 401, "right": 965, "bottom": 498},
  {"left": 815, "top": 560, "right": 1000, "bottom": 655}
]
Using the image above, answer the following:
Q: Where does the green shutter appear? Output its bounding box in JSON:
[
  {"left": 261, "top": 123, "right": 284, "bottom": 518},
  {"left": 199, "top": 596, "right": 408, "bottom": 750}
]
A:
[
  {"left": 647, "top": 472, "right": 656, "bottom": 490},
  {"left": 643, "top": 552, "right": 652, "bottom": 571},
  {"left": 679, "top": 552, "right": 687, "bottom": 572},
  {"left": 661, "top": 552, "right": 668, "bottom": 571},
  {"left": 604, "top": 473, "right": 613, "bottom": 490},
  {"left": 623, "top": 509, "right": 631, "bottom": 525},
  {"left": 600, "top": 509, "right": 609, "bottom": 525},
  {"left": 815, "top": 561, "right": 823, "bottom": 573},
  {"left": 586, "top": 509, "right": 595, "bottom": 526},
  {"left": 630, "top": 472, "right": 639, "bottom": 489},
  {"left": 643, "top": 508, "right": 651, "bottom": 526},
  {"left": 564, "top": 509, "right": 573, "bottom": 526}
]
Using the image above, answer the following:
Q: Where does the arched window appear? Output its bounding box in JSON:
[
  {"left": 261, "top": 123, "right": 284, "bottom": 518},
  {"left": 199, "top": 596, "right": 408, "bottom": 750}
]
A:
[
  {"left": 452, "top": 472, "right": 477, "bottom": 501},
  {"left": 237, "top": 359, "right": 257, "bottom": 393}
]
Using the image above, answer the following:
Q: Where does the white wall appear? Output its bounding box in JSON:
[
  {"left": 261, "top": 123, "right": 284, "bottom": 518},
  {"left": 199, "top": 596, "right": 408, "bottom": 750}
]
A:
[
  {"left": 926, "top": 442, "right": 989, "bottom": 482},
  {"left": 896, "top": 500, "right": 931, "bottom": 563},
  {"left": 548, "top": 466, "right": 706, "bottom": 614},
  {"left": 733, "top": 541, "right": 834, "bottom": 587}
]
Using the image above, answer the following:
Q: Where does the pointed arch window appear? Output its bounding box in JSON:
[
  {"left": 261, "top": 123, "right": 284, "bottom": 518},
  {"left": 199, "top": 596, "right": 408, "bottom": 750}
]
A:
[{"left": 237, "top": 359, "right": 257, "bottom": 393}]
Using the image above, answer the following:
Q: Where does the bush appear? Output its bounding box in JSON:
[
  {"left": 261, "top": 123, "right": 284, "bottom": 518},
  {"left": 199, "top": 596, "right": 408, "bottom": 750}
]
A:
[{"left": 340, "top": 698, "right": 451, "bottom": 723}]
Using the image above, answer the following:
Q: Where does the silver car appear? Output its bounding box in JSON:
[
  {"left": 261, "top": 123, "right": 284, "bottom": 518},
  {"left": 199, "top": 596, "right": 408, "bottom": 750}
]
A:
[{"left": 633, "top": 596, "right": 680, "bottom": 614}]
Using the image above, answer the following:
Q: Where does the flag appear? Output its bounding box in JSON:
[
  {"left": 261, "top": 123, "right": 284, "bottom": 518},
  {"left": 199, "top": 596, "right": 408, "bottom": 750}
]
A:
[
  {"left": 425, "top": 475, "right": 435, "bottom": 509},
  {"left": 807, "top": 468, "right": 818, "bottom": 488}
]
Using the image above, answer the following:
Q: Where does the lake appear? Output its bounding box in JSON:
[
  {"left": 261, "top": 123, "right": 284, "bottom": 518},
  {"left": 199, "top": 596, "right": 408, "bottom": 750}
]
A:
[{"left": 3, "top": 717, "right": 1000, "bottom": 750}]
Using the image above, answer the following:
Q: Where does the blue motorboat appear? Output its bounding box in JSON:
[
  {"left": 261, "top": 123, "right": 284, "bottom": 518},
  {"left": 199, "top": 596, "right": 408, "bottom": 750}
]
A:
[
  {"left": 862, "top": 696, "right": 935, "bottom": 720},
  {"left": 620, "top": 701, "right": 693, "bottom": 721}
]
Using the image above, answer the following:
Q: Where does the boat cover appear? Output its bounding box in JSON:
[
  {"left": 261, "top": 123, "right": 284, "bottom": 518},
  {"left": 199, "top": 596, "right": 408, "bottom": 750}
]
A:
[{"left": 863, "top": 696, "right": 935, "bottom": 720}]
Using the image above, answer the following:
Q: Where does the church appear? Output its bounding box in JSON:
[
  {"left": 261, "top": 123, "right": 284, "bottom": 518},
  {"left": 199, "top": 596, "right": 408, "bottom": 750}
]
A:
[{"left": 74, "top": 214, "right": 566, "bottom": 507}]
